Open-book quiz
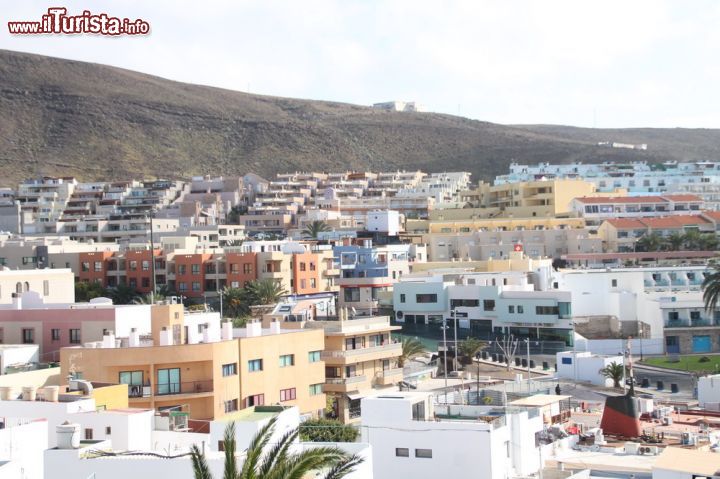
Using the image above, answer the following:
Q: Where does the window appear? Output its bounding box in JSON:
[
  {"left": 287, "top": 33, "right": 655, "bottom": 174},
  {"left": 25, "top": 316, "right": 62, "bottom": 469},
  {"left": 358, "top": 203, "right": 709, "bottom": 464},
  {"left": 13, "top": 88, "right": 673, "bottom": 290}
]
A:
[
  {"left": 224, "top": 399, "right": 239, "bottom": 413},
  {"left": 415, "top": 449, "right": 432, "bottom": 458},
  {"left": 309, "top": 383, "right": 323, "bottom": 395},
  {"left": 668, "top": 311, "right": 679, "bottom": 321},
  {"left": 69, "top": 329, "right": 81, "bottom": 344},
  {"left": 43, "top": 280, "right": 50, "bottom": 296},
  {"left": 483, "top": 300, "right": 496, "bottom": 311},
  {"left": 191, "top": 264, "right": 200, "bottom": 275},
  {"left": 310, "top": 278, "right": 316, "bottom": 288},
  {"left": 611, "top": 279, "right": 618, "bottom": 287},
  {"left": 279, "top": 354, "right": 295, "bottom": 367},
  {"left": 536, "top": 306, "right": 559, "bottom": 315},
  {"left": 81, "top": 261, "right": 90, "bottom": 272},
  {"left": 300, "top": 279, "right": 307, "bottom": 289},
  {"left": 243, "top": 263, "right": 253, "bottom": 274},
  {"left": 22, "top": 328, "right": 34, "bottom": 344},
  {"left": 178, "top": 264, "right": 187, "bottom": 275},
  {"left": 416, "top": 294, "right": 438, "bottom": 303},
  {"left": 178, "top": 282, "right": 188, "bottom": 292},
  {"left": 0, "top": 328, "right": 4, "bottom": 344},
  {"left": 119, "top": 371, "right": 144, "bottom": 397},
  {"left": 691, "top": 311, "right": 701, "bottom": 320},
  {"left": 248, "top": 359, "right": 263, "bottom": 372},
  {"left": 156, "top": 368, "right": 181, "bottom": 395},
  {"left": 85, "top": 429, "right": 93, "bottom": 440},
  {"left": 105, "top": 427, "right": 112, "bottom": 435},
  {"left": 308, "top": 350, "right": 321, "bottom": 363},
  {"left": 300, "top": 262, "right": 306, "bottom": 271},
  {"left": 129, "top": 261, "right": 138, "bottom": 271},
  {"left": 508, "top": 305, "right": 515, "bottom": 314},
  {"left": 142, "top": 260, "right": 150, "bottom": 271},
  {"left": 344, "top": 287, "right": 360, "bottom": 302},
  {"left": 51, "top": 329, "right": 60, "bottom": 341},
  {"left": 400, "top": 294, "right": 406, "bottom": 303},
  {"left": 94, "top": 261, "right": 103, "bottom": 272},
  {"left": 450, "top": 299, "right": 479, "bottom": 308},
  {"left": 280, "top": 388, "right": 296, "bottom": 402},
  {"left": 245, "top": 394, "right": 264, "bottom": 407},
  {"left": 192, "top": 281, "right": 201, "bottom": 292},
  {"left": 141, "top": 278, "right": 150, "bottom": 288},
  {"left": 395, "top": 448, "right": 410, "bottom": 457},
  {"left": 518, "top": 305, "right": 524, "bottom": 314},
  {"left": 222, "top": 363, "right": 237, "bottom": 376}
]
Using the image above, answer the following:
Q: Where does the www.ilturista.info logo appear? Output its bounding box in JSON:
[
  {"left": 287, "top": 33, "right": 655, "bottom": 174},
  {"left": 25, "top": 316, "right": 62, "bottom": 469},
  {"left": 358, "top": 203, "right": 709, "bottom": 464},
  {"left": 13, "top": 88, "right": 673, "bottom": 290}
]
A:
[{"left": 8, "top": 7, "right": 150, "bottom": 35}]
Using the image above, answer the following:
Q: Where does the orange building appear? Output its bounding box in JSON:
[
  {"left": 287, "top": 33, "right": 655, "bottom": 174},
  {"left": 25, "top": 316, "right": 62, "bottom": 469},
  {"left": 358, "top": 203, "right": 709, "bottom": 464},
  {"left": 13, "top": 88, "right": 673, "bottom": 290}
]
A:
[
  {"left": 292, "top": 251, "right": 322, "bottom": 295},
  {"left": 173, "top": 253, "right": 213, "bottom": 298},
  {"left": 124, "top": 249, "right": 162, "bottom": 293},
  {"left": 226, "top": 252, "right": 258, "bottom": 289},
  {"left": 78, "top": 251, "right": 115, "bottom": 286}
]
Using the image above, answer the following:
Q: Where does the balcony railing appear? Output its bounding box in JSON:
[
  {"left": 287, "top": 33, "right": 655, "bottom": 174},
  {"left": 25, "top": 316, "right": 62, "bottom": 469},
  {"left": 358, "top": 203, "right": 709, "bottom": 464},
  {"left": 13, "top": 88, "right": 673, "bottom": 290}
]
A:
[
  {"left": 325, "top": 375, "right": 367, "bottom": 385},
  {"left": 380, "top": 367, "right": 404, "bottom": 378},
  {"left": 154, "top": 380, "right": 213, "bottom": 396},
  {"left": 321, "top": 343, "right": 402, "bottom": 359},
  {"left": 665, "top": 318, "right": 720, "bottom": 328}
]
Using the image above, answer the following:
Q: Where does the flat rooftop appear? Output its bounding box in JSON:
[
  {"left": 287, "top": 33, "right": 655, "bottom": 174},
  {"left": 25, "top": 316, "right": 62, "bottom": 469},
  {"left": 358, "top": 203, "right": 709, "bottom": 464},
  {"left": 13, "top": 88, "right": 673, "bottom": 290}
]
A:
[
  {"left": 509, "top": 394, "right": 571, "bottom": 407},
  {"left": 215, "top": 406, "right": 285, "bottom": 423}
]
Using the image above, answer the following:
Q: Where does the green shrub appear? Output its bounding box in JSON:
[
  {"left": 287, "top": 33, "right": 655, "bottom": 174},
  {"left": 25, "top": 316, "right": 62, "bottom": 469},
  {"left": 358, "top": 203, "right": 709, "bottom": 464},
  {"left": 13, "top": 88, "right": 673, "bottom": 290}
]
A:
[
  {"left": 699, "top": 356, "right": 711, "bottom": 363},
  {"left": 299, "top": 418, "right": 359, "bottom": 443}
]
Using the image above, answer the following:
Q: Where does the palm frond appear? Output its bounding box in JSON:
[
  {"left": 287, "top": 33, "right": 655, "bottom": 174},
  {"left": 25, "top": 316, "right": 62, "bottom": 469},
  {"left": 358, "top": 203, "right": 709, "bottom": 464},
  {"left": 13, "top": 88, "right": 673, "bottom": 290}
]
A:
[
  {"left": 239, "top": 416, "right": 278, "bottom": 478},
  {"left": 322, "top": 453, "right": 365, "bottom": 479},
  {"left": 190, "top": 444, "right": 214, "bottom": 479},
  {"left": 258, "top": 427, "right": 298, "bottom": 477},
  {"left": 222, "top": 422, "right": 238, "bottom": 479}
]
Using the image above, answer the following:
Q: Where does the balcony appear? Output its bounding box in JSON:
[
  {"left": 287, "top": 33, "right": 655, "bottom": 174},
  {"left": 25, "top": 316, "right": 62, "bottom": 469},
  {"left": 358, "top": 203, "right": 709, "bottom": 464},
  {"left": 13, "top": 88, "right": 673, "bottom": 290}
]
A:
[
  {"left": 324, "top": 375, "right": 367, "bottom": 393},
  {"left": 321, "top": 343, "right": 402, "bottom": 365},
  {"left": 324, "top": 268, "right": 340, "bottom": 277},
  {"left": 665, "top": 318, "right": 720, "bottom": 328},
  {"left": 375, "top": 368, "right": 403, "bottom": 386},
  {"left": 127, "top": 380, "right": 214, "bottom": 399}
]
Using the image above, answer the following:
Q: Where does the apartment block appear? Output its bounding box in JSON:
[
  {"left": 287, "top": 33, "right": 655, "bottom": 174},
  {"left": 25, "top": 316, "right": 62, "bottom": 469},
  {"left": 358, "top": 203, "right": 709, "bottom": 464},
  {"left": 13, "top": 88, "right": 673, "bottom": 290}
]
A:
[
  {"left": 0, "top": 268, "right": 74, "bottom": 306},
  {"left": 59, "top": 309, "right": 326, "bottom": 420},
  {"left": 572, "top": 194, "right": 704, "bottom": 227},
  {"left": 263, "top": 305, "right": 402, "bottom": 424},
  {"left": 597, "top": 215, "right": 716, "bottom": 252}
]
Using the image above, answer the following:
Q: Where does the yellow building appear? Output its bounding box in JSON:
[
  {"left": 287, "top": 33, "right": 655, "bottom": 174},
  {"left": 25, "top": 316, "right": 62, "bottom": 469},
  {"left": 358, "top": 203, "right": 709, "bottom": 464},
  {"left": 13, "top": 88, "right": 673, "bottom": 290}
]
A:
[
  {"left": 59, "top": 307, "right": 326, "bottom": 420},
  {"left": 263, "top": 310, "right": 402, "bottom": 424},
  {"left": 457, "top": 179, "right": 600, "bottom": 218}
]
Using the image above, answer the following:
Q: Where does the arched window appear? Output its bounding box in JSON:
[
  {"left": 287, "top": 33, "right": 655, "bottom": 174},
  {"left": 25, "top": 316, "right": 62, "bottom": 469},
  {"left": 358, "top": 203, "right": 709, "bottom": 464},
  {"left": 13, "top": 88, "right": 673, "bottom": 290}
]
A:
[
  {"left": 15, "top": 282, "right": 22, "bottom": 293},
  {"left": 24, "top": 282, "right": 30, "bottom": 292}
]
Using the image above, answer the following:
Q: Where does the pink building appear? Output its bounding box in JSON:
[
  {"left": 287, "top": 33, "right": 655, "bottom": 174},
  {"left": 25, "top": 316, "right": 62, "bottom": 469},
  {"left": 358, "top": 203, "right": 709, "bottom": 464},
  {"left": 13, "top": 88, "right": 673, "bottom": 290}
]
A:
[{"left": 0, "top": 292, "right": 151, "bottom": 362}]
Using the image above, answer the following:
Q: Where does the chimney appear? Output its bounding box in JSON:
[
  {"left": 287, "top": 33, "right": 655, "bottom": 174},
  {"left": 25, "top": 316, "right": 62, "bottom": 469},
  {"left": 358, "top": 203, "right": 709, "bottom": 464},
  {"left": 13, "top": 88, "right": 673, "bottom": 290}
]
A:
[
  {"left": 129, "top": 328, "right": 140, "bottom": 347},
  {"left": 11, "top": 292, "right": 21, "bottom": 310},
  {"left": 102, "top": 331, "right": 116, "bottom": 348},
  {"left": 202, "top": 323, "right": 211, "bottom": 343},
  {"left": 159, "top": 326, "right": 172, "bottom": 346},
  {"left": 245, "top": 320, "right": 262, "bottom": 338},
  {"left": 269, "top": 319, "right": 281, "bottom": 334},
  {"left": 221, "top": 321, "right": 233, "bottom": 341}
]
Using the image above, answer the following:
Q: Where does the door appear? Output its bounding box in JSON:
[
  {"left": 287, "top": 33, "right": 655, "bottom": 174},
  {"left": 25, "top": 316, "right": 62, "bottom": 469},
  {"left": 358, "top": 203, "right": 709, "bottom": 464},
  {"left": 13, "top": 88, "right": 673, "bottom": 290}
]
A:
[
  {"left": 692, "top": 335, "right": 712, "bottom": 354},
  {"left": 157, "top": 368, "right": 181, "bottom": 395}
]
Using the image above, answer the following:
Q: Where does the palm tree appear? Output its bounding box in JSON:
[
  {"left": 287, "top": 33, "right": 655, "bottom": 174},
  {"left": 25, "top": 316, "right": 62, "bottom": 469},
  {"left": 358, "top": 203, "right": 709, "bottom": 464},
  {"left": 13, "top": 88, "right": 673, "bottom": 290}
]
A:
[
  {"left": 222, "top": 286, "right": 249, "bottom": 317},
  {"left": 74, "top": 280, "right": 107, "bottom": 302},
  {"left": 665, "top": 232, "right": 685, "bottom": 251},
  {"left": 683, "top": 230, "right": 702, "bottom": 250},
  {"left": 458, "top": 338, "right": 488, "bottom": 365},
  {"left": 699, "top": 233, "right": 719, "bottom": 252},
  {"left": 245, "top": 279, "right": 287, "bottom": 305},
  {"left": 132, "top": 285, "right": 170, "bottom": 304},
  {"left": 302, "top": 220, "right": 331, "bottom": 239},
  {"left": 108, "top": 284, "right": 141, "bottom": 305},
  {"left": 398, "top": 337, "right": 427, "bottom": 367},
  {"left": 635, "top": 232, "right": 662, "bottom": 252},
  {"left": 703, "top": 261, "right": 720, "bottom": 312},
  {"left": 190, "top": 418, "right": 363, "bottom": 479},
  {"left": 599, "top": 361, "right": 625, "bottom": 388}
]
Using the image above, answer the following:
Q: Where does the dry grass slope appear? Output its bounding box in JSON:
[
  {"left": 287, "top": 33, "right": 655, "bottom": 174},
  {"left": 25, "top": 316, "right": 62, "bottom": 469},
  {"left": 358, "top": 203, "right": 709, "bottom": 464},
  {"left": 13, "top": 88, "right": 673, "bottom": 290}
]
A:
[{"left": 2, "top": 49, "right": 719, "bottom": 186}]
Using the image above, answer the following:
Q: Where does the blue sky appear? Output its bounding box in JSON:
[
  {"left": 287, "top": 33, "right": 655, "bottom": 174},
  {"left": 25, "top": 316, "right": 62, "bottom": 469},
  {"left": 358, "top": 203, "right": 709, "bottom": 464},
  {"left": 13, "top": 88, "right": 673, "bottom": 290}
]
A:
[{"left": 2, "top": 0, "right": 719, "bottom": 128}]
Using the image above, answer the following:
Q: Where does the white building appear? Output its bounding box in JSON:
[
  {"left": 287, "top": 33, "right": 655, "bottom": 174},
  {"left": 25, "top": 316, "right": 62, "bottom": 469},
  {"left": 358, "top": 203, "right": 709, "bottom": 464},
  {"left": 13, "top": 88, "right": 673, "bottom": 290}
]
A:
[
  {"left": 360, "top": 392, "right": 543, "bottom": 479},
  {"left": 0, "top": 345, "right": 39, "bottom": 374},
  {"left": 697, "top": 374, "right": 720, "bottom": 407},
  {"left": 372, "top": 101, "right": 426, "bottom": 112},
  {"left": 0, "top": 268, "right": 74, "bottom": 306},
  {"left": 0, "top": 418, "right": 48, "bottom": 479},
  {"left": 556, "top": 351, "right": 624, "bottom": 387},
  {"left": 43, "top": 405, "right": 373, "bottom": 479}
]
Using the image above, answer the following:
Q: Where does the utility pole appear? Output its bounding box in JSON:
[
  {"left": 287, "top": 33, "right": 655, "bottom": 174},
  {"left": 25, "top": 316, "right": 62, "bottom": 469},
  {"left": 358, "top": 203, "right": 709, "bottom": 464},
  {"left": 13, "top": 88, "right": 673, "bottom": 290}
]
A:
[
  {"left": 149, "top": 215, "right": 157, "bottom": 304},
  {"left": 525, "top": 338, "right": 532, "bottom": 392},
  {"left": 442, "top": 316, "right": 449, "bottom": 403},
  {"left": 452, "top": 308, "right": 458, "bottom": 372}
]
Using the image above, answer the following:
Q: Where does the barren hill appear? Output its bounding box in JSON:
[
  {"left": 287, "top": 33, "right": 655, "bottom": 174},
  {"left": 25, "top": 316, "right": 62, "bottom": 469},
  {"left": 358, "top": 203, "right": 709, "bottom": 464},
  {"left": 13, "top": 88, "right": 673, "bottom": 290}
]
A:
[{"left": 1, "top": 49, "right": 718, "bottom": 186}]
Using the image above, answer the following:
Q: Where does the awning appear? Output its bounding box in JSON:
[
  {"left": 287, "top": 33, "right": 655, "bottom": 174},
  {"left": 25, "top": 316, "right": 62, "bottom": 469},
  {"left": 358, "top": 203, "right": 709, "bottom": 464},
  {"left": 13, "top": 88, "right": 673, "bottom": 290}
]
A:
[{"left": 346, "top": 391, "right": 364, "bottom": 401}]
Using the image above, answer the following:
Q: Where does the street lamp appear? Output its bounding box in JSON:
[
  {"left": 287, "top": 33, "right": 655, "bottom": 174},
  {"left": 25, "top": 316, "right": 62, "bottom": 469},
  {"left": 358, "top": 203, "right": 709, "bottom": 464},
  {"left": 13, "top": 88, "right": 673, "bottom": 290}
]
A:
[
  {"left": 525, "top": 338, "right": 532, "bottom": 392},
  {"left": 452, "top": 308, "right": 459, "bottom": 372},
  {"left": 639, "top": 323, "right": 644, "bottom": 361}
]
